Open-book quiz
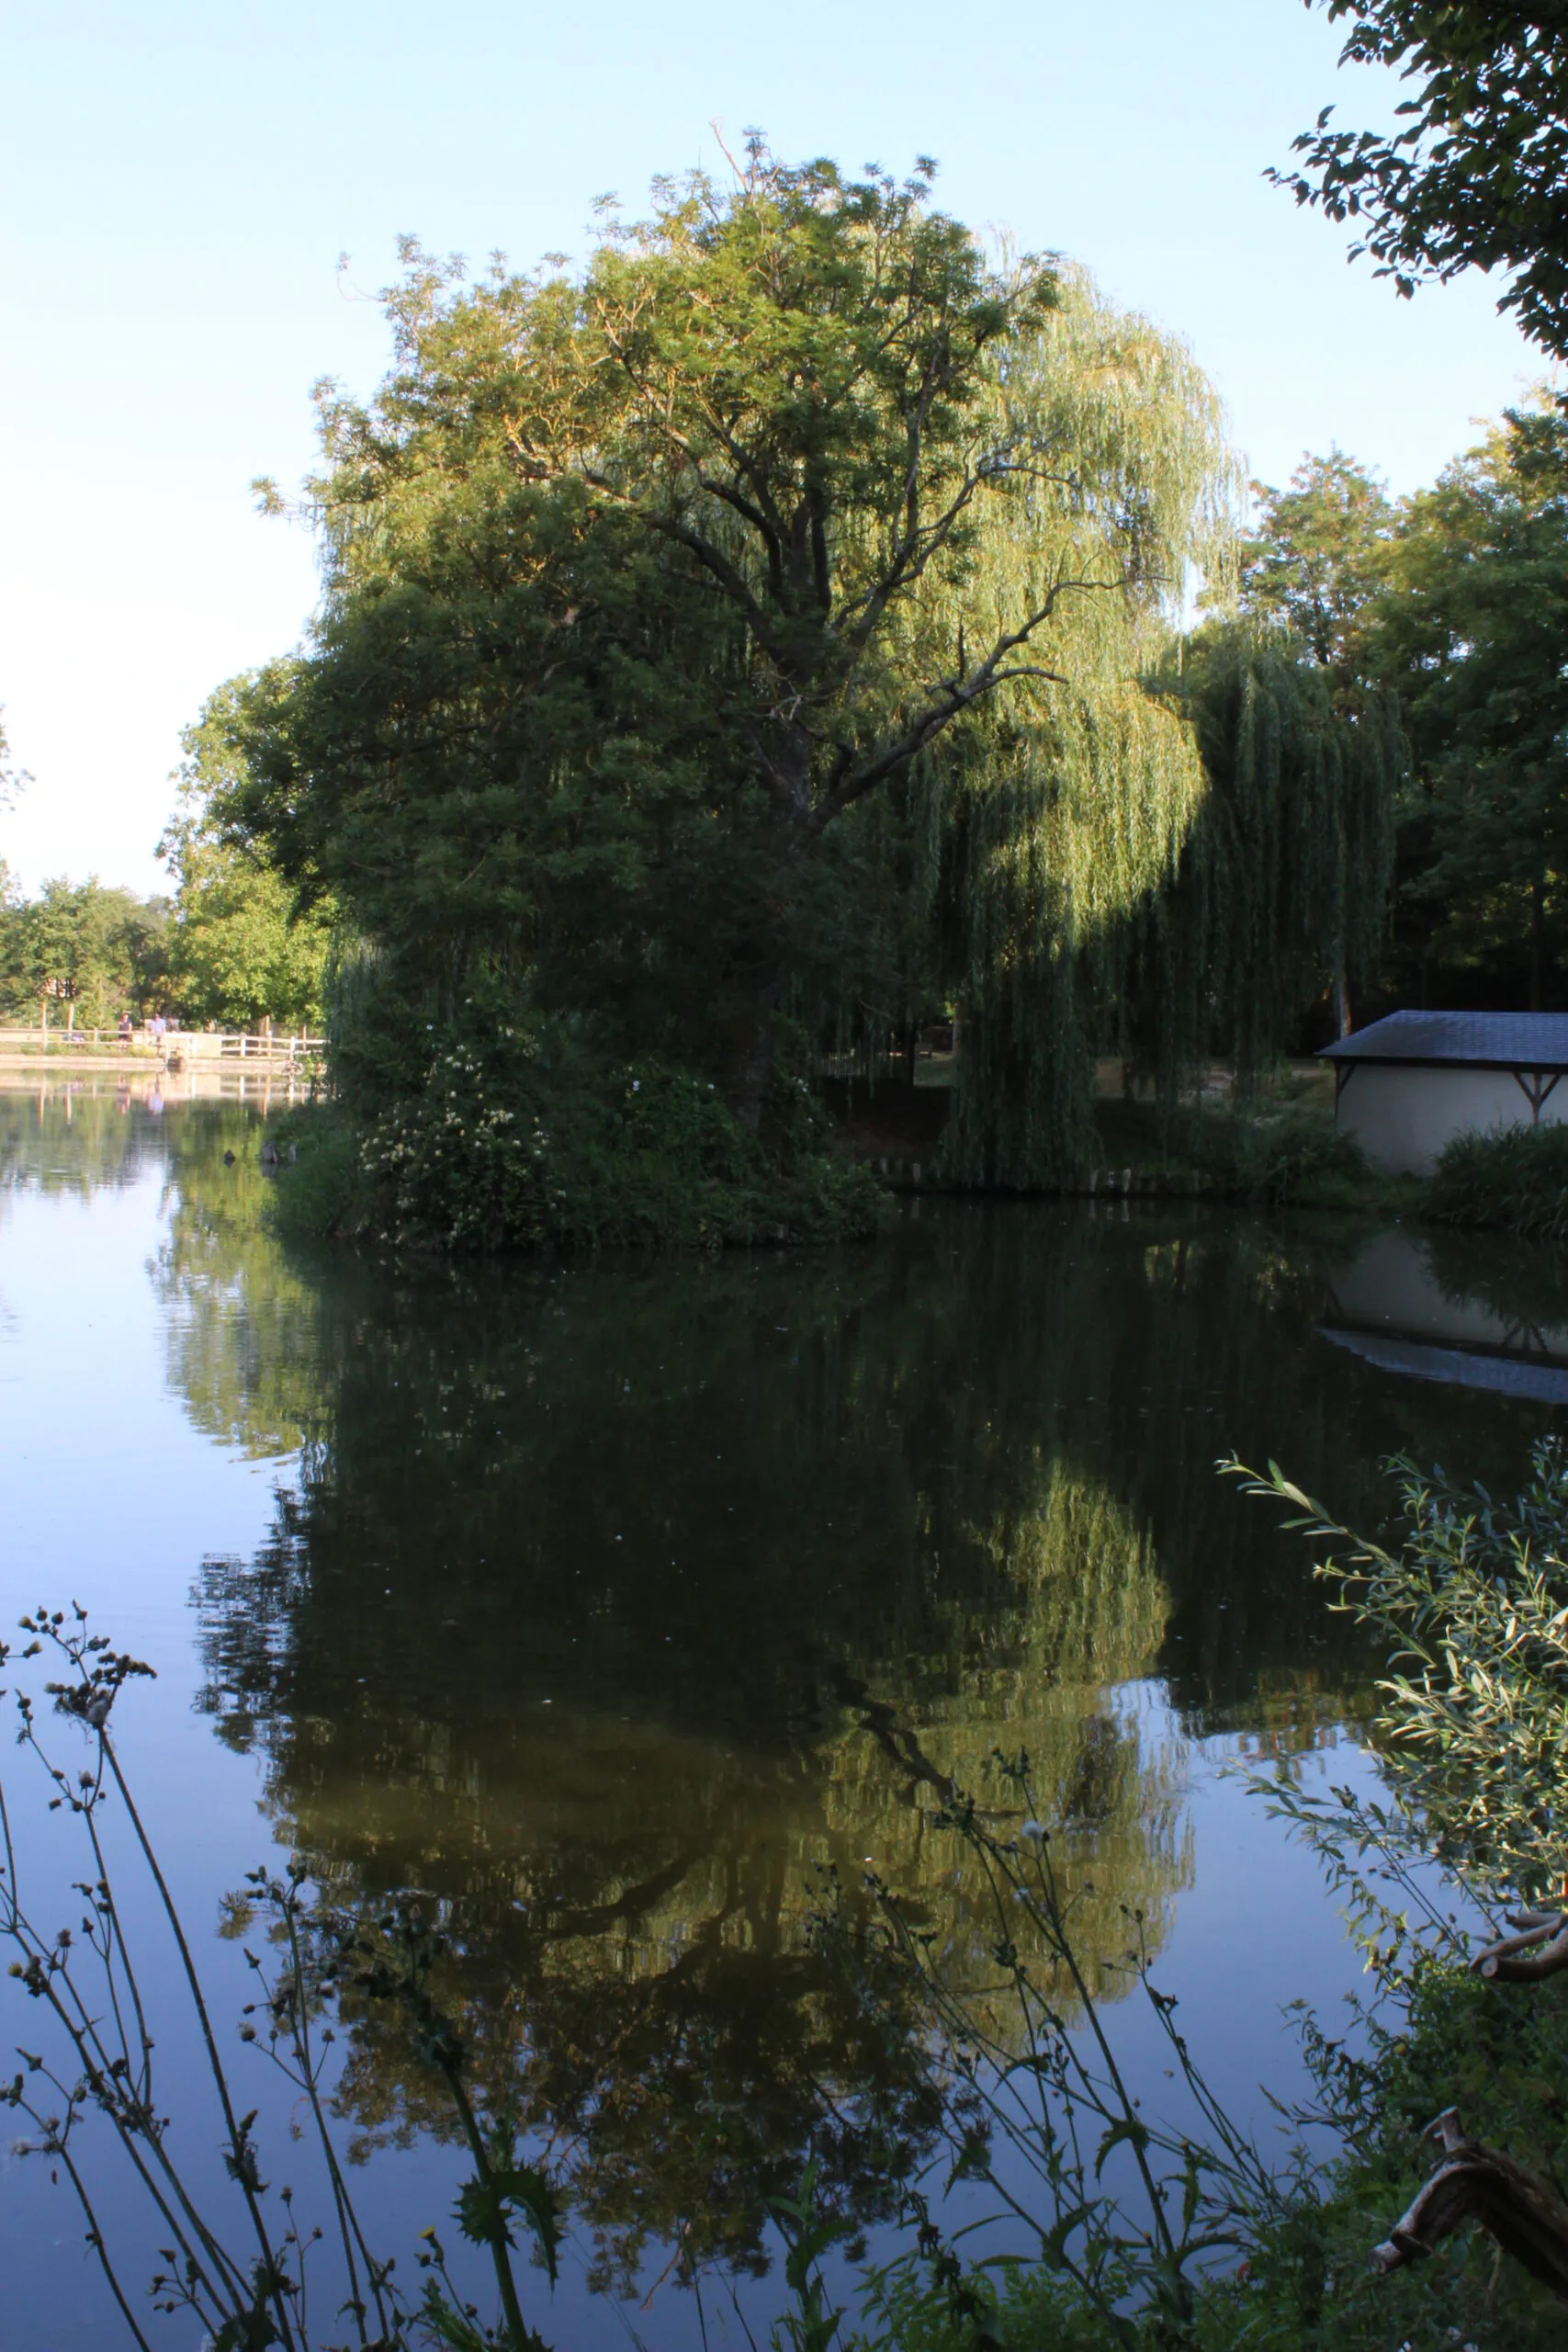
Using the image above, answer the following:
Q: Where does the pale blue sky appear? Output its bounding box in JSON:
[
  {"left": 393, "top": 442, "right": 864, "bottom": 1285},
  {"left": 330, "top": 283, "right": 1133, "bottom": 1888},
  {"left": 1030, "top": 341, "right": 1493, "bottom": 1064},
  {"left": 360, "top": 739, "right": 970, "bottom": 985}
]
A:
[{"left": 0, "top": 0, "right": 1549, "bottom": 895}]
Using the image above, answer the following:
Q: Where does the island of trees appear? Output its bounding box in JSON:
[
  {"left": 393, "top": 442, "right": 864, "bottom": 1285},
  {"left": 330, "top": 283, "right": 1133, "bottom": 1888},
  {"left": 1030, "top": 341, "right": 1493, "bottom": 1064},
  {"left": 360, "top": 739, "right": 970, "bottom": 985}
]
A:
[{"left": 5, "top": 21, "right": 1567, "bottom": 1245}]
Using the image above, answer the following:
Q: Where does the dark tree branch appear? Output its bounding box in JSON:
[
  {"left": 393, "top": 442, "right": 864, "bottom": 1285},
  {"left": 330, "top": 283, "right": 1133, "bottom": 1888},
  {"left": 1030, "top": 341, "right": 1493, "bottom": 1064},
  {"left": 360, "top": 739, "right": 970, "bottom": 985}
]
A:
[{"left": 813, "top": 571, "right": 1124, "bottom": 832}]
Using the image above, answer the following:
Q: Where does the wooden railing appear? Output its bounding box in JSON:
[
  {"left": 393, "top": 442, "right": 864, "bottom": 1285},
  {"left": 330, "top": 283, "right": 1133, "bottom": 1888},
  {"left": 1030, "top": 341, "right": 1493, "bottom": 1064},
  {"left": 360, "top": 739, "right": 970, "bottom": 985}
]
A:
[{"left": 0, "top": 1027, "right": 326, "bottom": 1066}]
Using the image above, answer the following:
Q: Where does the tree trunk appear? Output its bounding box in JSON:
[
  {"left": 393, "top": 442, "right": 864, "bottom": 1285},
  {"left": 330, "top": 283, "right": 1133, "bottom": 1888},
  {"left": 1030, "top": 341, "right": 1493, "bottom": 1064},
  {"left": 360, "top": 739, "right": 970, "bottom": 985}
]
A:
[
  {"left": 902, "top": 1016, "right": 918, "bottom": 1085},
  {"left": 1531, "top": 872, "right": 1546, "bottom": 1012},
  {"left": 1333, "top": 947, "right": 1353, "bottom": 1040}
]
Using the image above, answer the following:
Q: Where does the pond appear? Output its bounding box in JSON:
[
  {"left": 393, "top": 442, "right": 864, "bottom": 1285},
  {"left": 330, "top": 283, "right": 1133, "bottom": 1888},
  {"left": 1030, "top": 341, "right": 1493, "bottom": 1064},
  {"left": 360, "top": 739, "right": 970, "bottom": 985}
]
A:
[{"left": 2, "top": 1081, "right": 1562, "bottom": 2347}]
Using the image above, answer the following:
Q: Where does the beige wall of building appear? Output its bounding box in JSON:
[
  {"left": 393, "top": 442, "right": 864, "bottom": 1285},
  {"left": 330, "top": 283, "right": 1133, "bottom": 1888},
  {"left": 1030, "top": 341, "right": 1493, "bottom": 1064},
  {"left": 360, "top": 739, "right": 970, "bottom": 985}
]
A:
[{"left": 1336, "top": 1063, "right": 1568, "bottom": 1174}]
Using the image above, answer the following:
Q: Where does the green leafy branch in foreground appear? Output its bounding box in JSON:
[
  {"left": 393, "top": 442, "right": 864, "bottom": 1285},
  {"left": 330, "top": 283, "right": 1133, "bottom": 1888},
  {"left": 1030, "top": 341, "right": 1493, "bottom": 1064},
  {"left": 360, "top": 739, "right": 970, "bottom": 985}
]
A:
[
  {"left": 1220, "top": 1443, "right": 1568, "bottom": 2310},
  {"left": 1224, "top": 1441, "right": 1568, "bottom": 1921},
  {"left": 0, "top": 1606, "right": 561, "bottom": 2352}
]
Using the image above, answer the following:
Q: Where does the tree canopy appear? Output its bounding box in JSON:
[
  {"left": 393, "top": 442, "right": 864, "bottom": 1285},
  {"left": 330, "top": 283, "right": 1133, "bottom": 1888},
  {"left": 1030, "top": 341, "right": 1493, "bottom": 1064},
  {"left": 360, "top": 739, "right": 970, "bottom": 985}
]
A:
[
  {"left": 1235, "top": 450, "right": 1395, "bottom": 691},
  {"left": 204, "top": 142, "right": 1403, "bottom": 1226},
  {"left": 1375, "top": 397, "right": 1568, "bottom": 1005},
  {"left": 1235, "top": 401, "right": 1568, "bottom": 1013},
  {"left": 160, "top": 686, "right": 333, "bottom": 1031},
  {"left": 226, "top": 149, "right": 1238, "bottom": 1136},
  {"left": 0, "top": 876, "right": 165, "bottom": 1028},
  {"left": 1279, "top": 4, "right": 1568, "bottom": 355}
]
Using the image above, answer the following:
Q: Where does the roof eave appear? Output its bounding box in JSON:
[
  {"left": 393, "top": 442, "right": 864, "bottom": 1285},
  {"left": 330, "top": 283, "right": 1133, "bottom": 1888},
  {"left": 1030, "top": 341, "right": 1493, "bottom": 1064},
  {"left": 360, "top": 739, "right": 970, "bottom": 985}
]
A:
[{"left": 1316, "top": 1047, "right": 1568, "bottom": 1073}]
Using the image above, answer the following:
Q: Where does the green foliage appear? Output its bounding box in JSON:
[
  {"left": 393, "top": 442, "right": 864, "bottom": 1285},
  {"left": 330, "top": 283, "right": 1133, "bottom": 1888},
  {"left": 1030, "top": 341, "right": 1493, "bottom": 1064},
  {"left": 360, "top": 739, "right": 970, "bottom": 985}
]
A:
[
  {"left": 209, "top": 146, "right": 1278, "bottom": 1224},
  {"left": 228, "top": 141, "right": 1074, "bottom": 1123},
  {"left": 1236, "top": 449, "right": 1396, "bottom": 692},
  {"left": 1197, "top": 1443, "right": 1568, "bottom": 2346},
  {"left": 0, "top": 875, "right": 167, "bottom": 1025},
  {"left": 277, "top": 988, "right": 885, "bottom": 1250},
  {"left": 1145, "top": 627, "right": 1400, "bottom": 1076},
  {"left": 160, "top": 688, "right": 333, "bottom": 1029},
  {"left": 1177, "top": 1098, "right": 1371, "bottom": 1207},
  {"left": 262, "top": 1107, "right": 367, "bottom": 1250},
  {"left": 1229, "top": 401, "right": 1568, "bottom": 1019},
  {"left": 1277, "top": 3, "right": 1568, "bottom": 358},
  {"left": 1243, "top": 1440, "right": 1568, "bottom": 1911},
  {"left": 1374, "top": 399, "right": 1568, "bottom": 1009},
  {"left": 1427, "top": 1118, "right": 1568, "bottom": 1247},
  {"left": 925, "top": 279, "right": 1238, "bottom": 1187}
]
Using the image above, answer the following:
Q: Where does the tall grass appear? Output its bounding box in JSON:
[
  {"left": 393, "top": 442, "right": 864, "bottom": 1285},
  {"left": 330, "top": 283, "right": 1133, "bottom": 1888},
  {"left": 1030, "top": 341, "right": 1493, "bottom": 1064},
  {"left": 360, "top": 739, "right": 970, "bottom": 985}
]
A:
[{"left": 1427, "top": 1121, "right": 1568, "bottom": 1248}]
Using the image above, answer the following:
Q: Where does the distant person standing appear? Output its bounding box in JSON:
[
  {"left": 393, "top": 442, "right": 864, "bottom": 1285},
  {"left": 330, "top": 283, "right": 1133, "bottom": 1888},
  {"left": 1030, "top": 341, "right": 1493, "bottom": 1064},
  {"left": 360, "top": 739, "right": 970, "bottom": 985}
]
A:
[
  {"left": 149, "top": 1012, "right": 167, "bottom": 1053},
  {"left": 117, "top": 1012, "right": 132, "bottom": 1047}
]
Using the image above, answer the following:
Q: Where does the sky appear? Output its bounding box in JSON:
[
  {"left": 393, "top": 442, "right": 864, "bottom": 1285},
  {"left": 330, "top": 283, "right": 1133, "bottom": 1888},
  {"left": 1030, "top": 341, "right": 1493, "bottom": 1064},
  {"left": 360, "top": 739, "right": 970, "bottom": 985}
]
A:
[{"left": 0, "top": 0, "right": 1551, "bottom": 898}]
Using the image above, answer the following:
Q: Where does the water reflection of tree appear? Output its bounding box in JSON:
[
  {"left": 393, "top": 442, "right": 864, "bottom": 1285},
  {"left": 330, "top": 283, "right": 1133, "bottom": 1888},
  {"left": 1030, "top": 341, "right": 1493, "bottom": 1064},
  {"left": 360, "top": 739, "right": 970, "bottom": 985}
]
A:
[
  {"left": 177, "top": 1190, "right": 1562, "bottom": 2281},
  {"left": 151, "top": 1109, "right": 329, "bottom": 1457},
  {"left": 200, "top": 1438, "right": 1190, "bottom": 2274}
]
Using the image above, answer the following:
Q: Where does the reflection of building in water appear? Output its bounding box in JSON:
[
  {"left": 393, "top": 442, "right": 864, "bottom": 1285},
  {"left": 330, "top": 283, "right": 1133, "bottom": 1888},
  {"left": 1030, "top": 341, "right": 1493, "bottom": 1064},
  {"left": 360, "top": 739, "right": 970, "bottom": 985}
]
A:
[{"left": 1323, "top": 1228, "right": 1568, "bottom": 1402}]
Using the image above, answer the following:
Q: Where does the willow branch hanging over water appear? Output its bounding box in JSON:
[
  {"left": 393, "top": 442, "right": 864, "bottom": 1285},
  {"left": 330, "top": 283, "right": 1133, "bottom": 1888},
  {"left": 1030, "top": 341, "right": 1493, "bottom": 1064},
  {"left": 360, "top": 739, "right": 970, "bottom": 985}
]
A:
[
  {"left": 900, "top": 286, "right": 1402, "bottom": 1188},
  {"left": 1146, "top": 627, "right": 1402, "bottom": 1081},
  {"left": 915, "top": 278, "right": 1235, "bottom": 1187}
]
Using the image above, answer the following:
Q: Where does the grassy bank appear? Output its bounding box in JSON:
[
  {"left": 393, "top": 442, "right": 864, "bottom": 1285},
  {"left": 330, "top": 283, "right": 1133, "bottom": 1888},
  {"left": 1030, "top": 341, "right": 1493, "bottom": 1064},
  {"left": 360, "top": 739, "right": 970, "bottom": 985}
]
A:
[{"left": 256, "top": 1054, "right": 1568, "bottom": 1250}]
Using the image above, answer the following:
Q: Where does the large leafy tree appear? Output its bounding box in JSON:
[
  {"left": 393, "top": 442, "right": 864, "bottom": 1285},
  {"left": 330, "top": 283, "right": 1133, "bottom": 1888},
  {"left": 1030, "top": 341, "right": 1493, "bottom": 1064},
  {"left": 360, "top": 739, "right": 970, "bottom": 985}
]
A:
[
  {"left": 230, "top": 144, "right": 1231, "bottom": 1128},
  {"left": 1278, "top": 4, "right": 1568, "bottom": 355},
  {"left": 1221, "top": 448, "right": 1404, "bottom": 1035},
  {"left": 1235, "top": 450, "right": 1395, "bottom": 693},
  {"left": 160, "top": 687, "right": 333, "bottom": 1031},
  {"left": 1376, "top": 399, "right": 1568, "bottom": 1007},
  {"left": 0, "top": 877, "right": 164, "bottom": 1028}
]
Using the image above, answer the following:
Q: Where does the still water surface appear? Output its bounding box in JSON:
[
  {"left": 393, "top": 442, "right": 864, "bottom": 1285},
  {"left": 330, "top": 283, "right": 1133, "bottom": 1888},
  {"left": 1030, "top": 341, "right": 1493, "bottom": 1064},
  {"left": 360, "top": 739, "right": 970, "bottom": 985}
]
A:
[{"left": 2, "top": 1084, "right": 1562, "bottom": 2346}]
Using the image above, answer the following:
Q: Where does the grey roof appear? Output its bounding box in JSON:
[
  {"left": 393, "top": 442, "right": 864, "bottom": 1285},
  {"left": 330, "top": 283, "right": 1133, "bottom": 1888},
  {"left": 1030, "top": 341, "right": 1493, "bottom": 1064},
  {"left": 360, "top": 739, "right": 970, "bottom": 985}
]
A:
[{"left": 1319, "top": 1010, "right": 1568, "bottom": 1069}]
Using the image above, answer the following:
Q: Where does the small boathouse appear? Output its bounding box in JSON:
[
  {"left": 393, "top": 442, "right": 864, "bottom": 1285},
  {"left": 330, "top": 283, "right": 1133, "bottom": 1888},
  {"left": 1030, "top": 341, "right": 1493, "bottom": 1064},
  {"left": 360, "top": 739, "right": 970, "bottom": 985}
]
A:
[{"left": 1320, "top": 1011, "right": 1568, "bottom": 1175}]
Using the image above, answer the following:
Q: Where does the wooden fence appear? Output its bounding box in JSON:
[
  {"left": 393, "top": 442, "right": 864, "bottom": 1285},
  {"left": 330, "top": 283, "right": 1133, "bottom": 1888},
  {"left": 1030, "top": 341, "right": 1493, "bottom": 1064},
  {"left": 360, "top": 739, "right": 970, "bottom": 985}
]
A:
[{"left": 0, "top": 1028, "right": 326, "bottom": 1069}]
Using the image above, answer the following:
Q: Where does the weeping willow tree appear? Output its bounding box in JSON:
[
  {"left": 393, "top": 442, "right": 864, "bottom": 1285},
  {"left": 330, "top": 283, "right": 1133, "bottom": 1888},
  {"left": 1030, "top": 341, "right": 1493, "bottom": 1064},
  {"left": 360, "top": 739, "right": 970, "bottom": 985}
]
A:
[
  {"left": 898, "top": 286, "right": 1404, "bottom": 1187},
  {"left": 793, "top": 278, "right": 1239, "bottom": 1182},
  {"left": 786, "top": 275, "right": 1236, "bottom": 1148},
  {"left": 1132, "top": 625, "right": 1403, "bottom": 1086},
  {"left": 931, "top": 282, "right": 1235, "bottom": 1184}
]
